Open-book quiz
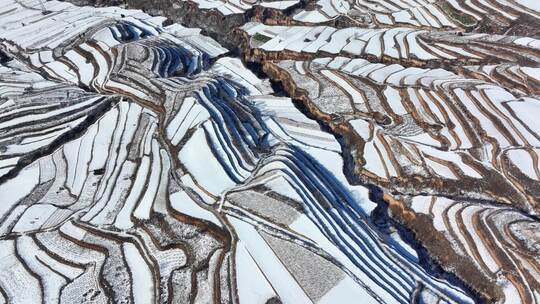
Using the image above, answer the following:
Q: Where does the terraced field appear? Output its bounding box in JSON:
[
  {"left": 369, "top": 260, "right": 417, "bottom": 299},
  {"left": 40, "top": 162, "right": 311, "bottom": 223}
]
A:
[{"left": 0, "top": 0, "right": 539, "bottom": 303}]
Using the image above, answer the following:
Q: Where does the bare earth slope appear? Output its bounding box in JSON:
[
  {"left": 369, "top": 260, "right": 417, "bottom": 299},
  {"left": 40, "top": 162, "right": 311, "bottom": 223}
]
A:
[{"left": 0, "top": 0, "right": 539, "bottom": 303}]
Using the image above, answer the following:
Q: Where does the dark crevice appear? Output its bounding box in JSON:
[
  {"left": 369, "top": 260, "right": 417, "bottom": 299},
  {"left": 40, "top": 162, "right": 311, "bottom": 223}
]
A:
[
  {"left": 0, "top": 49, "right": 11, "bottom": 63},
  {"left": 367, "top": 186, "right": 488, "bottom": 304},
  {"left": 264, "top": 71, "right": 487, "bottom": 303},
  {"left": 239, "top": 53, "right": 485, "bottom": 301}
]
